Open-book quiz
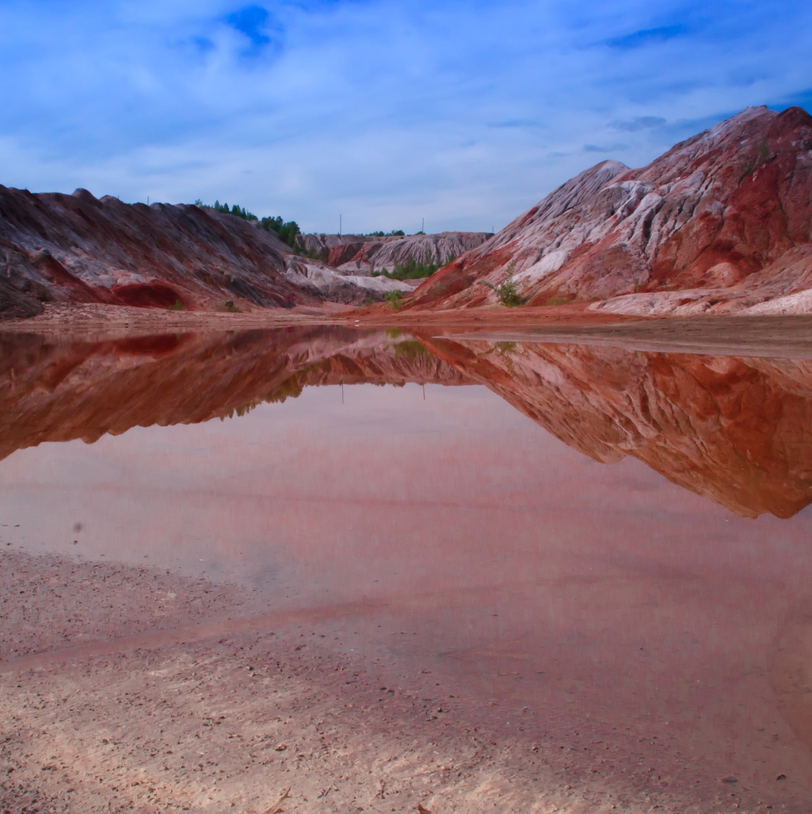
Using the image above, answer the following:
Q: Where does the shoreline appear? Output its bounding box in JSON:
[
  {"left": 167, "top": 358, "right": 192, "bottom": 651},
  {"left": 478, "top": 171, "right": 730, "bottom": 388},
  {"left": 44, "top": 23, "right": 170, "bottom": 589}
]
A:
[{"left": 5, "top": 303, "right": 812, "bottom": 359}]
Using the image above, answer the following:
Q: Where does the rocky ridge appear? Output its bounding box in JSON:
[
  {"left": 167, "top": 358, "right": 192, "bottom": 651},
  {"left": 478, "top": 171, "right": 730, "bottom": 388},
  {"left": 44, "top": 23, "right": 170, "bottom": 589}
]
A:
[{"left": 410, "top": 106, "right": 812, "bottom": 315}]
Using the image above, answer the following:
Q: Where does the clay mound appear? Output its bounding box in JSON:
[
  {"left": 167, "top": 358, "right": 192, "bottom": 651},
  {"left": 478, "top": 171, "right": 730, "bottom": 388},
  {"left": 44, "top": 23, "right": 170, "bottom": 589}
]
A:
[
  {"left": 409, "top": 106, "right": 812, "bottom": 315},
  {"left": 0, "top": 188, "right": 421, "bottom": 317}
]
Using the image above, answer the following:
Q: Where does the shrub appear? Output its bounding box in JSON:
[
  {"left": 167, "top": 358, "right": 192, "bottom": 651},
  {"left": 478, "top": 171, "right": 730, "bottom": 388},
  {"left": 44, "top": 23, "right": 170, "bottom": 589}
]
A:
[
  {"left": 170, "top": 299, "right": 183, "bottom": 311},
  {"left": 496, "top": 279, "right": 524, "bottom": 307},
  {"left": 385, "top": 290, "right": 403, "bottom": 310}
]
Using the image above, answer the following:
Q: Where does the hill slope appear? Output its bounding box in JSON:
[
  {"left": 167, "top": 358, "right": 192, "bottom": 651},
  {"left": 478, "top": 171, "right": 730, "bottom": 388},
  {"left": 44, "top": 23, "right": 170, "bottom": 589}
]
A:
[
  {"left": 0, "top": 188, "right": 412, "bottom": 318},
  {"left": 409, "top": 106, "right": 812, "bottom": 315}
]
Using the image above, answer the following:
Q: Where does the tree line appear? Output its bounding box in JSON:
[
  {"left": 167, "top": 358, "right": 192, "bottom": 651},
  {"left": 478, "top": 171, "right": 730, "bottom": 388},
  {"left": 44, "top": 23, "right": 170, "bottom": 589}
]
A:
[{"left": 194, "top": 199, "right": 301, "bottom": 249}]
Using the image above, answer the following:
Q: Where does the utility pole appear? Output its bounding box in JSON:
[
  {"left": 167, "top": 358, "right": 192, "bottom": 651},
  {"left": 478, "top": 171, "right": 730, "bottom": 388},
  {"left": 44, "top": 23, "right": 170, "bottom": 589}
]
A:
[
  {"left": 422, "top": 217, "right": 425, "bottom": 233},
  {"left": 339, "top": 214, "right": 342, "bottom": 237}
]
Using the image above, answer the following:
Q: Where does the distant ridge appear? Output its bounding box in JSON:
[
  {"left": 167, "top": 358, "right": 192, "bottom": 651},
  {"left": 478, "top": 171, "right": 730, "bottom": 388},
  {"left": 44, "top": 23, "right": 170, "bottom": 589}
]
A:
[{"left": 296, "top": 231, "right": 491, "bottom": 273}]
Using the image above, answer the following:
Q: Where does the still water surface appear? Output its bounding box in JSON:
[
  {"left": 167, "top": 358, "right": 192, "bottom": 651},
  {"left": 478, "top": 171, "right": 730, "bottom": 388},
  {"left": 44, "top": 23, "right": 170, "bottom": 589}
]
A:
[{"left": 3, "top": 326, "right": 812, "bottom": 808}]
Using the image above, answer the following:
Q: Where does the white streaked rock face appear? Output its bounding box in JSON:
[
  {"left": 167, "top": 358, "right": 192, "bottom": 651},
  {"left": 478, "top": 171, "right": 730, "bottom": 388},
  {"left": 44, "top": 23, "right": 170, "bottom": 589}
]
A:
[{"left": 411, "top": 106, "right": 812, "bottom": 314}]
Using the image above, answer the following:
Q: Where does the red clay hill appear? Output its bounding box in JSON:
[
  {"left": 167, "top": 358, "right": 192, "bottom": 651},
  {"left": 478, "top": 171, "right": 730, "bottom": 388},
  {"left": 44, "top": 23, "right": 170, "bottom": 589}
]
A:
[
  {"left": 0, "top": 189, "right": 322, "bottom": 318},
  {"left": 408, "top": 106, "right": 812, "bottom": 316},
  {"left": 0, "top": 189, "right": 419, "bottom": 318}
]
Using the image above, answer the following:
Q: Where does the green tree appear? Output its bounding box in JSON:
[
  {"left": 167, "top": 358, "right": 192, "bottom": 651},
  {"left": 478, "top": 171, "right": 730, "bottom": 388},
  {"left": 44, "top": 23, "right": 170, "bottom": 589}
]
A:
[{"left": 261, "top": 216, "right": 301, "bottom": 248}]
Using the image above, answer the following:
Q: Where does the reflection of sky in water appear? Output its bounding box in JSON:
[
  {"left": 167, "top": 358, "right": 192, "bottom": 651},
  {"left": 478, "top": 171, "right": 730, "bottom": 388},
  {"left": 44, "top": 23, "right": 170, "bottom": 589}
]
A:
[{"left": 3, "top": 333, "right": 812, "bottom": 804}]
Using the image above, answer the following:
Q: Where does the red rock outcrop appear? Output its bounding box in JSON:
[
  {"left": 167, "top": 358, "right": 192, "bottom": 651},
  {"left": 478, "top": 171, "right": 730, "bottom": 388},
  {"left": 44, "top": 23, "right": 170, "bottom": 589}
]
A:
[
  {"left": 0, "top": 187, "right": 429, "bottom": 315},
  {"left": 409, "top": 106, "right": 812, "bottom": 315}
]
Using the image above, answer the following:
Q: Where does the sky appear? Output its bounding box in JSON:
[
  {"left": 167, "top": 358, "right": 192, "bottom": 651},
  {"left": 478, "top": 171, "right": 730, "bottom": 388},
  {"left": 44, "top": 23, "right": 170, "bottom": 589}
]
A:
[{"left": 1, "top": 0, "right": 811, "bottom": 234}]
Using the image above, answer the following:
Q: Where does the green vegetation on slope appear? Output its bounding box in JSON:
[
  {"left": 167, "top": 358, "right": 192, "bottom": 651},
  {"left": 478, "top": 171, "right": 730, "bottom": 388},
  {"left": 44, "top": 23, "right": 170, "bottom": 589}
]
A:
[
  {"left": 194, "top": 199, "right": 301, "bottom": 250},
  {"left": 259, "top": 216, "right": 301, "bottom": 249},
  {"left": 204, "top": 200, "right": 259, "bottom": 221},
  {"left": 372, "top": 254, "right": 456, "bottom": 281}
]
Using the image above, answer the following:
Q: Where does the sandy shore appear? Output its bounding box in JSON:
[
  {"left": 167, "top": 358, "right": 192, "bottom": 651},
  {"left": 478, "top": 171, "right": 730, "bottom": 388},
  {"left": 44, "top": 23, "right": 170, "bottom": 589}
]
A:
[{"left": 1, "top": 547, "right": 803, "bottom": 813}]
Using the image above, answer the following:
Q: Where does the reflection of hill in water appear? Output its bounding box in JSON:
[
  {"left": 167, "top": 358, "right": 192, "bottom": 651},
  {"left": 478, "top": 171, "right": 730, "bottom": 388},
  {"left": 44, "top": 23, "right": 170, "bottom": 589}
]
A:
[
  {"left": 426, "top": 337, "right": 812, "bottom": 519},
  {"left": 0, "top": 328, "right": 471, "bottom": 460},
  {"left": 3, "top": 328, "right": 812, "bottom": 518}
]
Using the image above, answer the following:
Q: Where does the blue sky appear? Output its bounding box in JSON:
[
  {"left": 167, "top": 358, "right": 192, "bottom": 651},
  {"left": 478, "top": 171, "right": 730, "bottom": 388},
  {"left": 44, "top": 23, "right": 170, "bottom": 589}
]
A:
[{"left": 1, "top": 1, "right": 810, "bottom": 233}]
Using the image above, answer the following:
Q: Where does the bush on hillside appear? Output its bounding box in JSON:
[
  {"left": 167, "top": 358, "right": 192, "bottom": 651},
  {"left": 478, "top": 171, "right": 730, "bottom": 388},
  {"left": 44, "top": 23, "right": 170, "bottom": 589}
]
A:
[{"left": 496, "top": 278, "right": 525, "bottom": 307}]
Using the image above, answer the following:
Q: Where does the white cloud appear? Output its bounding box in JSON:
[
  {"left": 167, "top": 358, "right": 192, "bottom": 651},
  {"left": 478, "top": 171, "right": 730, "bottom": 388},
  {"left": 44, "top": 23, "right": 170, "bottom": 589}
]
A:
[{"left": 1, "top": 0, "right": 811, "bottom": 232}]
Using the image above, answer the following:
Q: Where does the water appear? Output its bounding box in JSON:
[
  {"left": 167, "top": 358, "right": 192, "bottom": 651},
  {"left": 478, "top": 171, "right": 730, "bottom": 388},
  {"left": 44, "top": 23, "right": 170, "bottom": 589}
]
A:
[{"left": 3, "top": 326, "right": 812, "bottom": 810}]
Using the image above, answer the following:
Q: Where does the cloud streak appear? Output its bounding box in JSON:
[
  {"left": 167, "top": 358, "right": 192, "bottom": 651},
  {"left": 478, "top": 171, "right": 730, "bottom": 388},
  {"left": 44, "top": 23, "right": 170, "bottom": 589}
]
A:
[{"left": 0, "top": 0, "right": 810, "bottom": 233}]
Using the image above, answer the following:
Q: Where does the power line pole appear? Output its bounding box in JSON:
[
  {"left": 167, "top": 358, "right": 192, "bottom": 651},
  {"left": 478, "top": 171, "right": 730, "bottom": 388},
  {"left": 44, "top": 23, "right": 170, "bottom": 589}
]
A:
[
  {"left": 422, "top": 217, "right": 425, "bottom": 233},
  {"left": 339, "top": 214, "right": 342, "bottom": 237}
]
